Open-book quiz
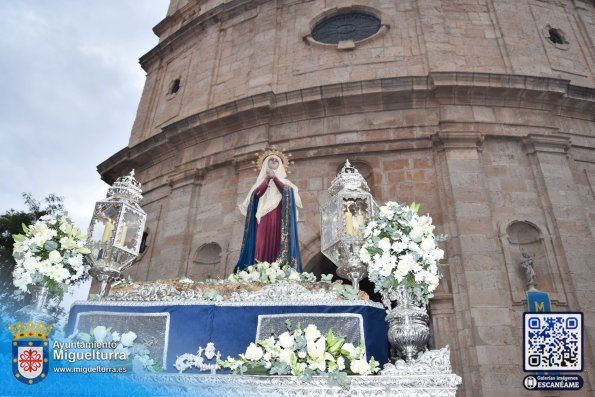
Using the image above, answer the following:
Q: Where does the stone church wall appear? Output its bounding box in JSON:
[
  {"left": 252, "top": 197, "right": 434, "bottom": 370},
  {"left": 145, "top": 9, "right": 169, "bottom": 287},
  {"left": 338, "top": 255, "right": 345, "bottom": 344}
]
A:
[{"left": 98, "top": 0, "right": 595, "bottom": 395}]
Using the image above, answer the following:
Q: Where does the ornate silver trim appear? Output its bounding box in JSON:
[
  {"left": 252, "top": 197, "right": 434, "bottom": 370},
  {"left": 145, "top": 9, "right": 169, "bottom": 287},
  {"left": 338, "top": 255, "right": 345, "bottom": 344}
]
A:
[
  {"left": 72, "top": 299, "right": 384, "bottom": 309},
  {"left": 380, "top": 346, "right": 454, "bottom": 375},
  {"left": 174, "top": 342, "right": 221, "bottom": 374},
  {"left": 130, "top": 367, "right": 462, "bottom": 396},
  {"left": 94, "top": 282, "right": 384, "bottom": 309},
  {"left": 229, "top": 283, "right": 338, "bottom": 302}
]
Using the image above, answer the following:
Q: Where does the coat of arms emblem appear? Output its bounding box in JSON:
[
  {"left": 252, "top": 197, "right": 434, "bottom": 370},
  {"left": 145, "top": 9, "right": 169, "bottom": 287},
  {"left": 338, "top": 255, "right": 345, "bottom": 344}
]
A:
[{"left": 8, "top": 321, "right": 52, "bottom": 385}]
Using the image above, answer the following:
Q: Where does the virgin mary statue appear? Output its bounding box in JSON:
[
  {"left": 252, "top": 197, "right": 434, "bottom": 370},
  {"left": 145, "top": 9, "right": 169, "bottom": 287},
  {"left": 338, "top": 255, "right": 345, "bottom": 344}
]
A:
[{"left": 234, "top": 149, "right": 303, "bottom": 272}]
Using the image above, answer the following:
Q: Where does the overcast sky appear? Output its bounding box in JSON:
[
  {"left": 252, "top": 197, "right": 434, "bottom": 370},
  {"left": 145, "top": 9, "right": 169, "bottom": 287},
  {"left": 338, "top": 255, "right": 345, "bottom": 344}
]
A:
[{"left": 0, "top": 0, "right": 169, "bottom": 229}]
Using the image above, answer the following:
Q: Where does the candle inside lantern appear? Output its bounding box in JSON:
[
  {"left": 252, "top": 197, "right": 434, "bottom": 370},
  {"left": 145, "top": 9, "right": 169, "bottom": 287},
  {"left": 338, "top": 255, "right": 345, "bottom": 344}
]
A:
[{"left": 101, "top": 219, "right": 115, "bottom": 242}]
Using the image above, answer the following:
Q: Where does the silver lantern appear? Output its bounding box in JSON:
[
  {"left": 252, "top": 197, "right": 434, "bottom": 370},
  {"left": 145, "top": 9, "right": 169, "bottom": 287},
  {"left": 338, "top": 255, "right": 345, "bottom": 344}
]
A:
[
  {"left": 86, "top": 170, "right": 146, "bottom": 297},
  {"left": 320, "top": 160, "right": 375, "bottom": 290}
]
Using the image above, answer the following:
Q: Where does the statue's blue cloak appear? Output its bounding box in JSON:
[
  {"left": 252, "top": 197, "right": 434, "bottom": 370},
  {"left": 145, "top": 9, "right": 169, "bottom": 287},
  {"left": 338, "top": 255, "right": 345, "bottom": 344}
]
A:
[{"left": 234, "top": 186, "right": 302, "bottom": 272}]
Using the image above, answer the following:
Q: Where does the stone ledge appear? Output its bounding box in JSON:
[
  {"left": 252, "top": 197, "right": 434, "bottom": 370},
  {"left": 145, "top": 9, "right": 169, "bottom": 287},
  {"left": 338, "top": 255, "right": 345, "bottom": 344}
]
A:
[{"left": 97, "top": 72, "right": 595, "bottom": 184}]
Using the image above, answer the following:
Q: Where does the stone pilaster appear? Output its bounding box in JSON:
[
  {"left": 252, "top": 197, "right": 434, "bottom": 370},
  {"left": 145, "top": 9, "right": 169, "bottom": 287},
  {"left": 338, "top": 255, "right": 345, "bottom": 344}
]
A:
[
  {"left": 145, "top": 168, "right": 205, "bottom": 280},
  {"left": 433, "top": 132, "right": 518, "bottom": 396},
  {"left": 523, "top": 134, "right": 595, "bottom": 390}
]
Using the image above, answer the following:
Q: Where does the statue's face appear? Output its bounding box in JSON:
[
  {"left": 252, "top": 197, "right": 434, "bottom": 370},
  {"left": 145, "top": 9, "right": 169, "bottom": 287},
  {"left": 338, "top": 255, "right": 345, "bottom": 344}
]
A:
[{"left": 268, "top": 157, "right": 280, "bottom": 170}]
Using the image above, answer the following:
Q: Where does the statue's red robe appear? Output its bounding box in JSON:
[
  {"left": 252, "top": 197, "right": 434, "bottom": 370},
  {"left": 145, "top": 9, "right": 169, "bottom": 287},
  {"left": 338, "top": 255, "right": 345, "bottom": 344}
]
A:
[{"left": 253, "top": 176, "right": 284, "bottom": 263}]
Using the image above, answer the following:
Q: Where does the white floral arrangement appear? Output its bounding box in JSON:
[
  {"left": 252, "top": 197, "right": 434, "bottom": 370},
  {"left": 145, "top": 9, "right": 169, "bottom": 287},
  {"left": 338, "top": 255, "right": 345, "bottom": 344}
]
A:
[
  {"left": 12, "top": 214, "right": 90, "bottom": 298},
  {"left": 359, "top": 201, "right": 446, "bottom": 304},
  {"left": 218, "top": 322, "right": 379, "bottom": 389},
  {"left": 73, "top": 325, "right": 161, "bottom": 372},
  {"left": 228, "top": 261, "right": 322, "bottom": 284}
]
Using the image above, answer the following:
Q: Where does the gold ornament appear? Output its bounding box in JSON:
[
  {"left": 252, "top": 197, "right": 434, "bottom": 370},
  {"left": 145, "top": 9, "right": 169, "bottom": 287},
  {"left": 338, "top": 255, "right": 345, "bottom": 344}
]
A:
[{"left": 254, "top": 147, "right": 293, "bottom": 172}]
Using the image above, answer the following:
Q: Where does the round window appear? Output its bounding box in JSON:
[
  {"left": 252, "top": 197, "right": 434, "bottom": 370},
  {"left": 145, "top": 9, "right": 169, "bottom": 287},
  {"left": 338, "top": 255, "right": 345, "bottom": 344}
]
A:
[{"left": 311, "top": 12, "right": 381, "bottom": 45}]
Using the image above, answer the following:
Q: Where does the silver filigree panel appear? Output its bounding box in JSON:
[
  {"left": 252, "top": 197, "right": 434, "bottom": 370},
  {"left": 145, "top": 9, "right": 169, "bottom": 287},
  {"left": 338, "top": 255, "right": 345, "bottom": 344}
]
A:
[{"left": 74, "top": 311, "right": 170, "bottom": 369}]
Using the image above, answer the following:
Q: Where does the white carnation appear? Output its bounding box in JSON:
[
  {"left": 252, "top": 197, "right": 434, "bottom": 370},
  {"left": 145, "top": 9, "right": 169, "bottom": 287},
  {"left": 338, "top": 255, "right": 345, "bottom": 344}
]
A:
[
  {"left": 303, "top": 324, "right": 321, "bottom": 342},
  {"left": 350, "top": 358, "right": 370, "bottom": 375},
  {"left": 378, "top": 206, "right": 394, "bottom": 220},
  {"left": 23, "top": 256, "right": 40, "bottom": 272},
  {"left": 337, "top": 356, "right": 345, "bottom": 371},
  {"left": 47, "top": 265, "right": 70, "bottom": 282}
]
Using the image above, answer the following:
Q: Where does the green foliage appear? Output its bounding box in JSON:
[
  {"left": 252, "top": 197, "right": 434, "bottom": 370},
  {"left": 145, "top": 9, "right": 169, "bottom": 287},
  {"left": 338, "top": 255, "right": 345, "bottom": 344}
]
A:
[{"left": 0, "top": 193, "right": 64, "bottom": 256}]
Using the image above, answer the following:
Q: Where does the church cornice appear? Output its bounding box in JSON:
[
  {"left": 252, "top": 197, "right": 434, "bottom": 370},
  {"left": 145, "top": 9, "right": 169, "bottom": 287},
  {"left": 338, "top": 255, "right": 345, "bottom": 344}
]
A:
[
  {"left": 98, "top": 72, "right": 595, "bottom": 184},
  {"left": 141, "top": 0, "right": 266, "bottom": 71}
]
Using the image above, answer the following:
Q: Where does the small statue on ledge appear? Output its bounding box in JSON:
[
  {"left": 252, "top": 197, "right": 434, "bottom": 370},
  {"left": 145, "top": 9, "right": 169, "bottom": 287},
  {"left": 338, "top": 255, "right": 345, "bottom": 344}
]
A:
[{"left": 520, "top": 250, "right": 537, "bottom": 291}]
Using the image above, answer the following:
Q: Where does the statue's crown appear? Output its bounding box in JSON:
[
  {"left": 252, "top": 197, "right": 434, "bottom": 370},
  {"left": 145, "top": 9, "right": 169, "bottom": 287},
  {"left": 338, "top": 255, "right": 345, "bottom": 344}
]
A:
[
  {"left": 253, "top": 147, "right": 293, "bottom": 172},
  {"left": 8, "top": 321, "right": 53, "bottom": 341}
]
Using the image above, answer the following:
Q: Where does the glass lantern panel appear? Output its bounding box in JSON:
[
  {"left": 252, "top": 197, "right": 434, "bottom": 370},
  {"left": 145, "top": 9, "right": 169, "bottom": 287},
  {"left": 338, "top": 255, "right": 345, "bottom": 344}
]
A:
[
  {"left": 321, "top": 198, "right": 339, "bottom": 250},
  {"left": 115, "top": 206, "right": 144, "bottom": 253},
  {"left": 342, "top": 197, "right": 368, "bottom": 238},
  {"left": 89, "top": 203, "right": 121, "bottom": 244}
]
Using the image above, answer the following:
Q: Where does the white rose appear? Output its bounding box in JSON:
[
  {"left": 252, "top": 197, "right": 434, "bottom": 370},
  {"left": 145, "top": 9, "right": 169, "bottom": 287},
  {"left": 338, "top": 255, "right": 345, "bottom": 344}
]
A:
[
  {"left": 48, "top": 250, "right": 62, "bottom": 264},
  {"left": 303, "top": 324, "right": 321, "bottom": 342},
  {"left": 350, "top": 358, "right": 370, "bottom": 375},
  {"left": 378, "top": 238, "right": 391, "bottom": 252},
  {"left": 120, "top": 331, "right": 137, "bottom": 347},
  {"left": 244, "top": 342, "right": 264, "bottom": 361},
  {"left": 92, "top": 326, "right": 108, "bottom": 342},
  {"left": 278, "top": 332, "right": 295, "bottom": 349},
  {"left": 111, "top": 331, "right": 121, "bottom": 342}
]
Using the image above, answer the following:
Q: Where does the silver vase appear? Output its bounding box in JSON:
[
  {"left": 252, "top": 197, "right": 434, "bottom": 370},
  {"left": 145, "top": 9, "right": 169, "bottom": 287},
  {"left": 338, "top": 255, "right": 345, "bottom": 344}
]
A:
[
  {"left": 17, "top": 284, "right": 59, "bottom": 322},
  {"left": 383, "top": 286, "right": 431, "bottom": 362}
]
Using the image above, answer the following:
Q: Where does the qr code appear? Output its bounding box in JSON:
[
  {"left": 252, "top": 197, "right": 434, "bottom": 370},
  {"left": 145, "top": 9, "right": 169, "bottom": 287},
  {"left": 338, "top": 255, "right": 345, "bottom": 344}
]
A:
[{"left": 523, "top": 313, "right": 582, "bottom": 371}]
